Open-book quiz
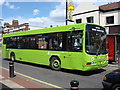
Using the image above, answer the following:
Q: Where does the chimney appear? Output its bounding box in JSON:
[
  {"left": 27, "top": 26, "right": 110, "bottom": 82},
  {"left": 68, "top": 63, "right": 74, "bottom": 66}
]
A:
[{"left": 12, "top": 20, "right": 19, "bottom": 28}]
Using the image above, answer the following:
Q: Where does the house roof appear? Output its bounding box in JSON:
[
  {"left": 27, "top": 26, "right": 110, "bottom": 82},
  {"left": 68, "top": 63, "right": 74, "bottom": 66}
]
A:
[
  {"left": 73, "top": 1, "right": 120, "bottom": 16},
  {"left": 99, "top": 1, "right": 120, "bottom": 12}
]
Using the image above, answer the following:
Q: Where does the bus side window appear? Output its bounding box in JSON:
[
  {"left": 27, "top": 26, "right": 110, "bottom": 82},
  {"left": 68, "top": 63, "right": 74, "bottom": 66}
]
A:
[
  {"left": 37, "top": 34, "right": 48, "bottom": 50},
  {"left": 29, "top": 36, "right": 36, "bottom": 49},
  {"left": 49, "top": 33, "right": 62, "bottom": 50},
  {"left": 3, "top": 38, "right": 6, "bottom": 44},
  {"left": 26, "top": 36, "right": 30, "bottom": 49},
  {"left": 17, "top": 37, "right": 22, "bottom": 49},
  {"left": 6, "top": 37, "right": 10, "bottom": 48},
  {"left": 67, "top": 31, "right": 83, "bottom": 52},
  {"left": 11, "top": 37, "right": 17, "bottom": 48},
  {"left": 38, "top": 38, "right": 44, "bottom": 49},
  {"left": 6, "top": 37, "right": 16, "bottom": 48},
  {"left": 67, "top": 33, "right": 72, "bottom": 51},
  {"left": 73, "top": 32, "right": 83, "bottom": 52}
]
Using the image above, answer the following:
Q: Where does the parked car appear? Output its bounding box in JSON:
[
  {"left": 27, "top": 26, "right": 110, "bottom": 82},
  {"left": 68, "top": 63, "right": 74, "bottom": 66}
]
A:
[{"left": 102, "top": 69, "right": 120, "bottom": 90}]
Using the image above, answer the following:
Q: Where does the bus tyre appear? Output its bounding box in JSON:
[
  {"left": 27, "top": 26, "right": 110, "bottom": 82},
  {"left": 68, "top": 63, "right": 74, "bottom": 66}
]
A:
[
  {"left": 10, "top": 54, "right": 15, "bottom": 62},
  {"left": 50, "top": 57, "right": 61, "bottom": 71}
]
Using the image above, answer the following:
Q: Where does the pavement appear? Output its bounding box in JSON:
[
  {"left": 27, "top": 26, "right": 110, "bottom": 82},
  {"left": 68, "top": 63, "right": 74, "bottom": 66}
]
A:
[
  {"left": 0, "top": 64, "right": 119, "bottom": 90},
  {"left": 103, "top": 63, "right": 120, "bottom": 71},
  {"left": 0, "top": 68, "right": 48, "bottom": 89}
]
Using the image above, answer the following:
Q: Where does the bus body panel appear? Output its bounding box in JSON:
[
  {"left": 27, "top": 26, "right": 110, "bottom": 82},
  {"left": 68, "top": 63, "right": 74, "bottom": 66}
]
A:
[
  {"left": 2, "top": 44, "right": 7, "bottom": 58},
  {"left": 3, "top": 23, "right": 85, "bottom": 38},
  {"left": 7, "top": 49, "right": 84, "bottom": 70},
  {"left": 5, "top": 48, "right": 108, "bottom": 71},
  {"left": 82, "top": 53, "right": 108, "bottom": 71},
  {"left": 60, "top": 52, "right": 84, "bottom": 70},
  {"left": 8, "top": 49, "right": 50, "bottom": 65},
  {"left": 2, "top": 23, "right": 108, "bottom": 71}
]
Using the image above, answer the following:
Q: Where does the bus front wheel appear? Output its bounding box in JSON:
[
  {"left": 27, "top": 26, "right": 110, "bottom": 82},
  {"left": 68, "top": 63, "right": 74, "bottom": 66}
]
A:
[{"left": 50, "top": 57, "right": 61, "bottom": 71}]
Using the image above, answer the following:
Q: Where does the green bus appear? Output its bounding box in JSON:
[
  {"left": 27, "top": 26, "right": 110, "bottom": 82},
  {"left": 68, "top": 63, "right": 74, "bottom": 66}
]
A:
[{"left": 2, "top": 23, "right": 108, "bottom": 71}]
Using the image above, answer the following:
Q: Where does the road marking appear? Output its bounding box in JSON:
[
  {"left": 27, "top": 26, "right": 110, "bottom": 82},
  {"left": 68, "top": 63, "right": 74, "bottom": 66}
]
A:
[
  {"left": 0, "top": 66, "right": 65, "bottom": 89},
  {"left": 0, "top": 80, "right": 24, "bottom": 88}
]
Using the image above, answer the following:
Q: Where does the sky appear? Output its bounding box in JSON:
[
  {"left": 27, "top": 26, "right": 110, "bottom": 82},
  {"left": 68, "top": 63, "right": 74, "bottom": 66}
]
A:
[{"left": 0, "top": 0, "right": 120, "bottom": 29}]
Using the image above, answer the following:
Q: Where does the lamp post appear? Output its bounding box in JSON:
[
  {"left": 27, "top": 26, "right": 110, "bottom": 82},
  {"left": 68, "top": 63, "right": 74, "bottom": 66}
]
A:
[
  {"left": 66, "top": 0, "right": 74, "bottom": 25},
  {"left": 66, "top": 0, "right": 68, "bottom": 25},
  {"left": 0, "top": 19, "right": 3, "bottom": 31},
  {"left": 0, "top": 19, "right": 3, "bottom": 35}
]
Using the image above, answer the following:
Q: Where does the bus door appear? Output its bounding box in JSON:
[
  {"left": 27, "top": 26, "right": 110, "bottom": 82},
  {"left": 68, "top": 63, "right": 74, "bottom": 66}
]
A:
[
  {"left": 2, "top": 37, "right": 12, "bottom": 59},
  {"left": 2, "top": 38, "right": 8, "bottom": 58},
  {"left": 64, "top": 31, "right": 83, "bottom": 69},
  {"left": 2, "top": 44, "right": 7, "bottom": 58},
  {"left": 6, "top": 48, "right": 10, "bottom": 58},
  {"left": 2, "top": 45, "right": 10, "bottom": 59},
  {"left": 2, "top": 44, "right": 10, "bottom": 58}
]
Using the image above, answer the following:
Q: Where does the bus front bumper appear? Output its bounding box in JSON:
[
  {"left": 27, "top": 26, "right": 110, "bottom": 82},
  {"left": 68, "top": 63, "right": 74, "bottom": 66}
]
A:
[{"left": 82, "top": 61, "right": 108, "bottom": 71}]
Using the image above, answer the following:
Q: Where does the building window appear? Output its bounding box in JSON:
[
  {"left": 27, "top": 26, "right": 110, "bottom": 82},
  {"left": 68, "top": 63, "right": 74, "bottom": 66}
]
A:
[
  {"left": 87, "top": 16, "right": 94, "bottom": 23},
  {"left": 76, "top": 19, "right": 82, "bottom": 23},
  {"left": 106, "top": 16, "right": 114, "bottom": 24}
]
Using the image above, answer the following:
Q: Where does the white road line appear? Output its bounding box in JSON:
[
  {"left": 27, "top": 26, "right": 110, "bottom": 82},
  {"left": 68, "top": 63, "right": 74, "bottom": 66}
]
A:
[{"left": 0, "top": 80, "right": 24, "bottom": 88}]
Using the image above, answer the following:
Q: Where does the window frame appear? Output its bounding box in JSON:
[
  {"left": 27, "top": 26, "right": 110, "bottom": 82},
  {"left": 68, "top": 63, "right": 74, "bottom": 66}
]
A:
[
  {"left": 3, "top": 30, "right": 83, "bottom": 52},
  {"left": 76, "top": 18, "right": 82, "bottom": 24},
  {"left": 106, "top": 16, "right": 114, "bottom": 24},
  {"left": 86, "top": 16, "right": 94, "bottom": 23}
]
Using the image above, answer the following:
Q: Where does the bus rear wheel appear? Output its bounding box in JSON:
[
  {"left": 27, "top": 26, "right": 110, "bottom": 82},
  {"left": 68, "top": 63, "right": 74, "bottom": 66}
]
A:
[{"left": 50, "top": 57, "right": 61, "bottom": 71}]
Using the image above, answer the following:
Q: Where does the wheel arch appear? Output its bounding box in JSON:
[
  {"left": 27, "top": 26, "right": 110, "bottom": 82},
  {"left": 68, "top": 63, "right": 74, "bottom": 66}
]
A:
[
  {"left": 111, "top": 82, "right": 120, "bottom": 90},
  {"left": 10, "top": 52, "right": 15, "bottom": 57},
  {"left": 49, "top": 55, "right": 61, "bottom": 64}
]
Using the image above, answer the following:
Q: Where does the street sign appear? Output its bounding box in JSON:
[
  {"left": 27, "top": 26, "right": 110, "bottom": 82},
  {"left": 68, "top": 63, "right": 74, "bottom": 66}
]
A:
[
  {"left": 68, "top": 0, "right": 74, "bottom": 20},
  {"left": 68, "top": 6, "right": 74, "bottom": 11},
  {"left": 68, "top": 12, "right": 74, "bottom": 15}
]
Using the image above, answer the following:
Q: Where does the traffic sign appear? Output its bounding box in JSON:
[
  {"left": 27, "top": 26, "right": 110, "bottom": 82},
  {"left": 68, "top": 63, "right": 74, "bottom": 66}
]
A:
[{"left": 68, "top": 6, "right": 74, "bottom": 11}]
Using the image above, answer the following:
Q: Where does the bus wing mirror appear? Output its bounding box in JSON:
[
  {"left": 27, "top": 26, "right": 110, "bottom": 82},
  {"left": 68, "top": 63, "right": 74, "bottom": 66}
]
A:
[{"left": 101, "top": 35, "right": 106, "bottom": 41}]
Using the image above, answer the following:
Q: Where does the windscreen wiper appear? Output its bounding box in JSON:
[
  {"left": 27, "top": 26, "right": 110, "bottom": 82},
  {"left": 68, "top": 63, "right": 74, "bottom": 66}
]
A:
[{"left": 96, "top": 35, "right": 106, "bottom": 56}]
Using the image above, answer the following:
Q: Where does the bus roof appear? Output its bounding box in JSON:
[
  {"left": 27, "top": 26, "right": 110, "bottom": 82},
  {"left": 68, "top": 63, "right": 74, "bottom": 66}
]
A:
[{"left": 3, "top": 23, "right": 103, "bottom": 37}]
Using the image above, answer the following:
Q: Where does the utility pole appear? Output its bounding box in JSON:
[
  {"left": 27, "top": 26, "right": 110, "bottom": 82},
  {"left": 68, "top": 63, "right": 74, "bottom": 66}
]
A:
[
  {"left": 0, "top": 19, "right": 3, "bottom": 35},
  {"left": 66, "top": 0, "right": 74, "bottom": 25},
  {"left": 66, "top": 0, "right": 68, "bottom": 25},
  {"left": 0, "top": 19, "right": 3, "bottom": 31}
]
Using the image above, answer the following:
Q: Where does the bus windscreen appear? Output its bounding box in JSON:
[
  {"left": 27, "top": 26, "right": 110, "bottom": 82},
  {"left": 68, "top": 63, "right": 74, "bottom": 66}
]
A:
[{"left": 86, "top": 24, "right": 107, "bottom": 55}]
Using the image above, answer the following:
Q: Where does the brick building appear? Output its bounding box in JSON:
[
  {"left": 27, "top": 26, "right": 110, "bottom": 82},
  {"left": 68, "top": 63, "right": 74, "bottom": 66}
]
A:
[{"left": 3, "top": 20, "right": 29, "bottom": 34}]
